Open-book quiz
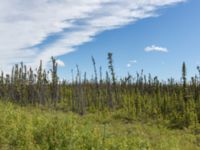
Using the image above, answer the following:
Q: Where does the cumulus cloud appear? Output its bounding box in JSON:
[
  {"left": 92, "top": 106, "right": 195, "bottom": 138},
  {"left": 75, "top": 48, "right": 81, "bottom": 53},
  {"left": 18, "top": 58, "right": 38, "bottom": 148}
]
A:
[
  {"left": 56, "top": 59, "right": 65, "bottom": 67},
  {"left": 144, "top": 45, "right": 168, "bottom": 52},
  {"left": 0, "top": 0, "right": 185, "bottom": 71}
]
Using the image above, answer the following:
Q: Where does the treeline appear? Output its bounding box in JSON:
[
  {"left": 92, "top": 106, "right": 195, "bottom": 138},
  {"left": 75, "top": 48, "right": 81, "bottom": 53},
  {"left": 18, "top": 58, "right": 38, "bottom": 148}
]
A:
[{"left": 0, "top": 53, "right": 200, "bottom": 128}]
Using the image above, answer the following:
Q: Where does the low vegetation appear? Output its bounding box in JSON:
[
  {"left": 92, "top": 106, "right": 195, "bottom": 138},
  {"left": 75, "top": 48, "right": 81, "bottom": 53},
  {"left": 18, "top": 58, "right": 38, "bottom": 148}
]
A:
[
  {"left": 0, "top": 101, "right": 199, "bottom": 150},
  {"left": 0, "top": 53, "right": 200, "bottom": 149}
]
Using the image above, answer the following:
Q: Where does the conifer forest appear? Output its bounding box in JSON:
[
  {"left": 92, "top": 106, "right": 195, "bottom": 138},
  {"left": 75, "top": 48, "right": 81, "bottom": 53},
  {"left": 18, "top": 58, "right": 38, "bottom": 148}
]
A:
[
  {"left": 0, "top": 53, "right": 200, "bottom": 149},
  {"left": 1, "top": 0, "right": 200, "bottom": 149}
]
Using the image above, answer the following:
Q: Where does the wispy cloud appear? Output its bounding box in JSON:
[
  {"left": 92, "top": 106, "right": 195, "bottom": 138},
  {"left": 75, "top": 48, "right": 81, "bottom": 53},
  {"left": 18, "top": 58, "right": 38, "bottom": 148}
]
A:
[
  {"left": 144, "top": 45, "right": 168, "bottom": 52},
  {"left": 0, "top": 0, "right": 185, "bottom": 71}
]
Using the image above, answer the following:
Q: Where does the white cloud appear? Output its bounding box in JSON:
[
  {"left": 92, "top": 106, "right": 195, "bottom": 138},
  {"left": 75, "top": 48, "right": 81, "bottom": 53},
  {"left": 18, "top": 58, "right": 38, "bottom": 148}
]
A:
[
  {"left": 127, "top": 63, "right": 132, "bottom": 68},
  {"left": 144, "top": 45, "right": 168, "bottom": 52},
  {"left": 0, "top": 0, "right": 185, "bottom": 71},
  {"left": 129, "top": 60, "right": 137, "bottom": 63},
  {"left": 56, "top": 59, "right": 65, "bottom": 67},
  {"left": 127, "top": 60, "right": 137, "bottom": 68}
]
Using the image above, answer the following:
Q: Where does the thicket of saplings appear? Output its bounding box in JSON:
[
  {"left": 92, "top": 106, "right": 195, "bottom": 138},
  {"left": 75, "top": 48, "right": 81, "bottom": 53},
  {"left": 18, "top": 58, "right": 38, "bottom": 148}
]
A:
[{"left": 0, "top": 53, "right": 200, "bottom": 129}]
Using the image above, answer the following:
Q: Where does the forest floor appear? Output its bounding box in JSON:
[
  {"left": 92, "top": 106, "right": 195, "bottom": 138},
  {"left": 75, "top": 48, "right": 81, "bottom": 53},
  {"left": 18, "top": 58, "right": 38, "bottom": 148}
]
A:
[{"left": 0, "top": 101, "right": 199, "bottom": 150}]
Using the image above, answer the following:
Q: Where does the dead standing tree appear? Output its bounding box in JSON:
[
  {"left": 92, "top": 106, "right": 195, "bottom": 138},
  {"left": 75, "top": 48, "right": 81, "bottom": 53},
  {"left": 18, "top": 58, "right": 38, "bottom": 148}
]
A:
[{"left": 51, "top": 57, "right": 59, "bottom": 106}]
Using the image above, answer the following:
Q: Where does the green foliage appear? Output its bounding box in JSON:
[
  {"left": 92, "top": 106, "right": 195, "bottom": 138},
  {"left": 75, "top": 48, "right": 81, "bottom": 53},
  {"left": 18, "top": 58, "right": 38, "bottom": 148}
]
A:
[
  {"left": 0, "top": 55, "right": 199, "bottom": 130},
  {"left": 0, "top": 101, "right": 199, "bottom": 150}
]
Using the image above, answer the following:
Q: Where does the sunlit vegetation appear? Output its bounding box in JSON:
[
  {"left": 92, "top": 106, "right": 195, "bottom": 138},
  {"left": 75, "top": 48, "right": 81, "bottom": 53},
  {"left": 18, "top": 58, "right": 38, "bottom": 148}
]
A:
[
  {"left": 0, "top": 101, "right": 200, "bottom": 150},
  {"left": 0, "top": 53, "right": 200, "bottom": 149}
]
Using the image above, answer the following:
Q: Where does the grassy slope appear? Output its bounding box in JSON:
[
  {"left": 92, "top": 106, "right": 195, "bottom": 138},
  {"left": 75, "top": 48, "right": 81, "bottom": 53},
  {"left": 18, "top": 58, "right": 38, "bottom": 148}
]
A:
[{"left": 0, "top": 101, "right": 199, "bottom": 150}]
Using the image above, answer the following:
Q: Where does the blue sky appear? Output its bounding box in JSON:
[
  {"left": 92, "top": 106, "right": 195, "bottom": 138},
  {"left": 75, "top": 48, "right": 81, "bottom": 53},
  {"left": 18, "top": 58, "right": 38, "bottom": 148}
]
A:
[
  {"left": 0, "top": 0, "right": 199, "bottom": 81},
  {"left": 58, "top": 0, "right": 200, "bottom": 80}
]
